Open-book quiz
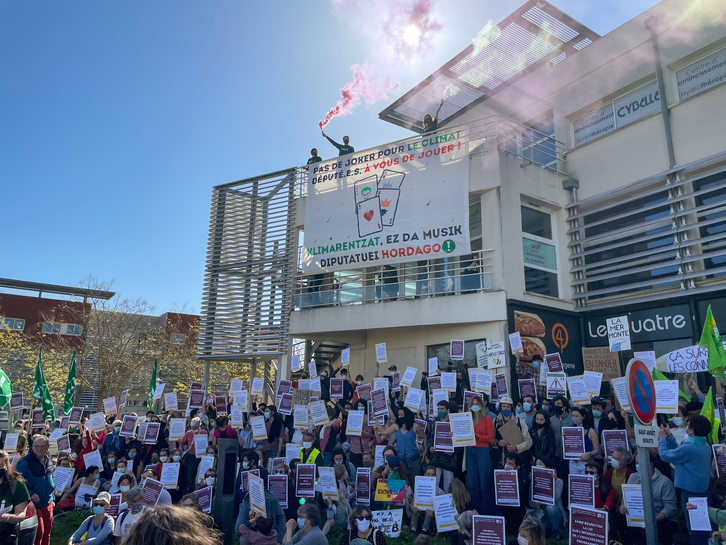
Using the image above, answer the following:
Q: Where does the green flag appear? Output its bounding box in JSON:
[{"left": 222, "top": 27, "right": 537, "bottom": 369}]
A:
[
  {"left": 63, "top": 351, "right": 77, "bottom": 416},
  {"left": 0, "top": 368, "right": 12, "bottom": 408},
  {"left": 701, "top": 386, "right": 720, "bottom": 444},
  {"left": 147, "top": 359, "right": 157, "bottom": 409},
  {"left": 33, "top": 349, "right": 55, "bottom": 422},
  {"left": 700, "top": 305, "right": 726, "bottom": 381}
]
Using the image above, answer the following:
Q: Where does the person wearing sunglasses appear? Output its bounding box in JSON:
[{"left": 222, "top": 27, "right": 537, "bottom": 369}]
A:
[
  {"left": 69, "top": 491, "right": 114, "bottom": 545},
  {"left": 283, "top": 503, "right": 326, "bottom": 545},
  {"left": 339, "top": 505, "right": 387, "bottom": 545}
]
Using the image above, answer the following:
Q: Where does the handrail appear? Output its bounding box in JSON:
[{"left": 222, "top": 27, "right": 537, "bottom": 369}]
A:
[{"left": 292, "top": 249, "right": 494, "bottom": 310}]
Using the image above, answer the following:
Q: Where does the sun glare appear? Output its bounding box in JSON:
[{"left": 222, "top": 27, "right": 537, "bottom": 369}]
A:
[{"left": 403, "top": 24, "right": 421, "bottom": 46}]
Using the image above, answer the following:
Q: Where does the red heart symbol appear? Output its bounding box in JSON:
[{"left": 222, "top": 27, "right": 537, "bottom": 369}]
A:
[{"left": 364, "top": 210, "right": 374, "bottom": 221}]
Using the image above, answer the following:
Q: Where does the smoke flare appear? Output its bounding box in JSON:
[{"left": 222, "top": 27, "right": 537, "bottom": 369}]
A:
[{"left": 319, "top": 63, "right": 400, "bottom": 129}]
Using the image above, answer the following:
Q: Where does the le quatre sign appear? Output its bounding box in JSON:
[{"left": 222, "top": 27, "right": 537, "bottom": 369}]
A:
[
  {"left": 301, "top": 130, "right": 471, "bottom": 274},
  {"left": 585, "top": 304, "right": 692, "bottom": 347}
]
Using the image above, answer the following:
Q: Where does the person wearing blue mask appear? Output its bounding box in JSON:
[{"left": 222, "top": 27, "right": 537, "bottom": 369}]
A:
[
  {"left": 517, "top": 395, "right": 537, "bottom": 428},
  {"left": 424, "top": 401, "right": 457, "bottom": 493},
  {"left": 590, "top": 396, "right": 607, "bottom": 438},
  {"left": 281, "top": 503, "right": 326, "bottom": 545},
  {"left": 69, "top": 491, "right": 114, "bottom": 545},
  {"left": 659, "top": 415, "right": 712, "bottom": 545},
  {"left": 100, "top": 419, "right": 126, "bottom": 459},
  {"left": 493, "top": 396, "right": 533, "bottom": 469}
]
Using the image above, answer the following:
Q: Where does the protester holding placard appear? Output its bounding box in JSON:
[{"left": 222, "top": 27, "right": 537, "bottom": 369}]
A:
[
  {"left": 113, "top": 486, "right": 145, "bottom": 541},
  {"left": 318, "top": 406, "right": 342, "bottom": 466},
  {"left": 492, "top": 396, "right": 532, "bottom": 468},
  {"left": 548, "top": 395, "right": 574, "bottom": 494},
  {"left": 658, "top": 415, "right": 713, "bottom": 545},
  {"left": 58, "top": 464, "right": 101, "bottom": 508},
  {"left": 409, "top": 466, "right": 445, "bottom": 534},
  {"left": 374, "top": 406, "right": 425, "bottom": 489},
  {"left": 568, "top": 407, "right": 600, "bottom": 477},
  {"left": 424, "top": 400, "right": 457, "bottom": 493},
  {"left": 262, "top": 405, "right": 288, "bottom": 460},
  {"left": 621, "top": 453, "right": 678, "bottom": 545},
  {"left": 465, "top": 396, "right": 495, "bottom": 516},
  {"left": 603, "top": 447, "right": 634, "bottom": 508},
  {"left": 500, "top": 452, "right": 530, "bottom": 532},
  {"left": 236, "top": 480, "right": 286, "bottom": 545},
  {"left": 100, "top": 419, "right": 127, "bottom": 459},
  {"left": 347, "top": 400, "right": 373, "bottom": 468},
  {"left": 178, "top": 417, "right": 205, "bottom": 494},
  {"left": 530, "top": 456, "right": 566, "bottom": 540}
]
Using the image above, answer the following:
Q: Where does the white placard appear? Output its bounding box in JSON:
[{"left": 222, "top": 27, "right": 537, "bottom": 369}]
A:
[
  {"left": 606, "top": 316, "right": 631, "bottom": 351},
  {"left": 428, "top": 357, "right": 439, "bottom": 376},
  {"left": 309, "top": 400, "right": 329, "bottom": 426},
  {"left": 234, "top": 390, "right": 248, "bottom": 410},
  {"left": 309, "top": 377, "right": 321, "bottom": 393},
  {"left": 633, "top": 351, "right": 656, "bottom": 372},
  {"left": 294, "top": 405, "right": 308, "bottom": 428},
  {"left": 414, "top": 476, "right": 436, "bottom": 508},
  {"left": 89, "top": 413, "right": 106, "bottom": 433},
  {"left": 475, "top": 341, "right": 488, "bottom": 369},
  {"left": 250, "top": 416, "right": 268, "bottom": 442},
  {"left": 403, "top": 388, "right": 424, "bottom": 411},
  {"left": 341, "top": 348, "right": 350, "bottom": 366},
  {"left": 153, "top": 383, "right": 166, "bottom": 400},
  {"left": 622, "top": 484, "right": 645, "bottom": 527},
  {"left": 53, "top": 467, "right": 75, "bottom": 494},
  {"left": 164, "top": 392, "right": 178, "bottom": 411},
  {"left": 169, "top": 418, "right": 186, "bottom": 440},
  {"left": 83, "top": 449, "right": 102, "bottom": 470},
  {"left": 611, "top": 377, "right": 631, "bottom": 412},
  {"left": 375, "top": 343, "right": 387, "bottom": 363},
  {"left": 509, "top": 332, "right": 523, "bottom": 354},
  {"left": 449, "top": 412, "right": 476, "bottom": 447},
  {"left": 230, "top": 406, "right": 244, "bottom": 428},
  {"left": 688, "top": 497, "right": 712, "bottom": 532},
  {"left": 194, "top": 434, "right": 208, "bottom": 457},
  {"left": 286, "top": 443, "right": 300, "bottom": 466},
  {"left": 318, "top": 466, "right": 338, "bottom": 499},
  {"left": 291, "top": 355, "right": 302, "bottom": 372},
  {"left": 103, "top": 397, "right": 117, "bottom": 415},
  {"left": 346, "top": 410, "right": 364, "bottom": 436},
  {"left": 583, "top": 371, "right": 603, "bottom": 397},
  {"left": 440, "top": 372, "right": 456, "bottom": 391},
  {"left": 3, "top": 434, "right": 18, "bottom": 452},
  {"left": 251, "top": 378, "right": 264, "bottom": 396},
  {"left": 475, "top": 369, "right": 491, "bottom": 395},
  {"left": 249, "top": 473, "right": 267, "bottom": 517},
  {"left": 433, "top": 494, "right": 459, "bottom": 532},
  {"left": 160, "top": 463, "right": 180, "bottom": 489},
  {"left": 654, "top": 380, "right": 679, "bottom": 414},
  {"left": 309, "top": 360, "right": 317, "bottom": 379},
  {"left": 400, "top": 366, "right": 417, "bottom": 388},
  {"left": 486, "top": 341, "right": 506, "bottom": 369}
]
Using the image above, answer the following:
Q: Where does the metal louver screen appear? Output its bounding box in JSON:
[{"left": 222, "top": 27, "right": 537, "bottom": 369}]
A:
[{"left": 197, "top": 169, "right": 297, "bottom": 360}]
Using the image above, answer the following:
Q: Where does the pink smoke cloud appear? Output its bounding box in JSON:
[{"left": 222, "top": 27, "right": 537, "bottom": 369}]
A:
[{"left": 319, "top": 63, "right": 400, "bottom": 130}]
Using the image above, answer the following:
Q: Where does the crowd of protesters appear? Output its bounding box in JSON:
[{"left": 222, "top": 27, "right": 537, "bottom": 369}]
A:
[{"left": 0, "top": 357, "right": 725, "bottom": 545}]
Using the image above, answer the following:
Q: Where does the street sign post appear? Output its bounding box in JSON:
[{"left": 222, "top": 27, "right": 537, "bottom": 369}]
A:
[{"left": 625, "top": 358, "right": 658, "bottom": 545}]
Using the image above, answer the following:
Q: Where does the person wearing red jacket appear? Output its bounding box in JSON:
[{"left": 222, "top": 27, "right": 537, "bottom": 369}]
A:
[{"left": 467, "top": 396, "right": 495, "bottom": 515}]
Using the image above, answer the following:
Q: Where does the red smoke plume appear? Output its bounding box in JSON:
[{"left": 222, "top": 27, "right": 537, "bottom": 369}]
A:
[{"left": 319, "top": 63, "right": 400, "bottom": 130}]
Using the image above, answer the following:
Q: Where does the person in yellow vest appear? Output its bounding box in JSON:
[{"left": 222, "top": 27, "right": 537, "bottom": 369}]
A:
[{"left": 299, "top": 432, "right": 324, "bottom": 467}]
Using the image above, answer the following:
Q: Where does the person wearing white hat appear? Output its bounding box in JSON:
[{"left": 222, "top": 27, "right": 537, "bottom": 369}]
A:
[
  {"left": 492, "top": 396, "right": 532, "bottom": 468},
  {"left": 69, "top": 491, "right": 115, "bottom": 545}
]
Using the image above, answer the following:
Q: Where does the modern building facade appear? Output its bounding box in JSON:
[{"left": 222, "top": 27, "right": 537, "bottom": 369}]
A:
[{"left": 198, "top": 0, "right": 726, "bottom": 398}]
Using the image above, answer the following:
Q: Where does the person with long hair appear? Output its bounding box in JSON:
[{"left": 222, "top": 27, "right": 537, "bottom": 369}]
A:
[
  {"left": 422, "top": 99, "right": 444, "bottom": 134},
  {"left": 569, "top": 407, "right": 599, "bottom": 476},
  {"left": 448, "top": 478, "right": 471, "bottom": 514},
  {"left": 339, "top": 505, "right": 387, "bottom": 545},
  {"left": 530, "top": 456, "right": 565, "bottom": 540},
  {"left": 374, "top": 406, "right": 425, "bottom": 489},
  {"left": 425, "top": 400, "right": 458, "bottom": 492},
  {"left": 212, "top": 415, "right": 237, "bottom": 446},
  {"left": 466, "top": 396, "right": 494, "bottom": 515},
  {"left": 529, "top": 410, "right": 555, "bottom": 463},
  {"left": 0, "top": 449, "right": 32, "bottom": 545},
  {"left": 58, "top": 464, "right": 101, "bottom": 508},
  {"left": 124, "top": 505, "right": 223, "bottom": 545}
]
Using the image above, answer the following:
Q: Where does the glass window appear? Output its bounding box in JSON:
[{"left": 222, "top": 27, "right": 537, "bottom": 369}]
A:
[
  {"left": 521, "top": 206, "right": 552, "bottom": 240},
  {"left": 42, "top": 322, "right": 53, "bottom": 334},
  {"left": 523, "top": 115, "right": 557, "bottom": 171},
  {"left": 426, "top": 339, "right": 486, "bottom": 370},
  {"left": 524, "top": 267, "right": 559, "bottom": 297}
]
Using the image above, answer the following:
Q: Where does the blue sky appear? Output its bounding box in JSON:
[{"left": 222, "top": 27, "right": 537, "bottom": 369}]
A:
[{"left": 0, "top": 0, "right": 660, "bottom": 313}]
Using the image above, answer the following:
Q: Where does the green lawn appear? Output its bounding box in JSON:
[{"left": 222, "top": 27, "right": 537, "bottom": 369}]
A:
[{"left": 50, "top": 510, "right": 91, "bottom": 545}]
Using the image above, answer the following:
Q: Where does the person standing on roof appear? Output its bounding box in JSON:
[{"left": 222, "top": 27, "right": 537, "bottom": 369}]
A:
[
  {"left": 322, "top": 131, "right": 354, "bottom": 156},
  {"left": 422, "top": 98, "right": 444, "bottom": 134},
  {"left": 307, "top": 148, "right": 322, "bottom": 165}
]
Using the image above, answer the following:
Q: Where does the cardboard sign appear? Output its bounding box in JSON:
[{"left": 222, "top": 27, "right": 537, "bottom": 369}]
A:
[
  {"left": 494, "top": 470, "right": 519, "bottom": 506},
  {"left": 355, "top": 468, "right": 371, "bottom": 505},
  {"left": 570, "top": 506, "right": 608, "bottom": 545},
  {"left": 531, "top": 466, "right": 555, "bottom": 506},
  {"left": 120, "top": 415, "right": 138, "bottom": 437},
  {"left": 371, "top": 509, "right": 403, "bottom": 538},
  {"left": 569, "top": 474, "right": 595, "bottom": 508},
  {"left": 582, "top": 347, "right": 621, "bottom": 382},
  {"left": 268, "top": 474, "right": 288, "bottom": 508}
]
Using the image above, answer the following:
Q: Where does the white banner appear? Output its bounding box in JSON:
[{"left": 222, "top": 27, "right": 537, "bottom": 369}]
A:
[{"left": 302, "top": 129, "right": 470, "bottom": 274}]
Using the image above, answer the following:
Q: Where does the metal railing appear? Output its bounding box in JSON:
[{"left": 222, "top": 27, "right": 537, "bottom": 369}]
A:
[
  {"left": 293, "top": 249, "right": 494, "bottom": 310},
  {"left": 293, "top": 116, "right": 567, "bottom": 197}
]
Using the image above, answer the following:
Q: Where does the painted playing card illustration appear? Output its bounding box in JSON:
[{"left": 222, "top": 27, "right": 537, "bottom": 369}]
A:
[{"left": 357, "top": 197, "right": 383, "bottom": 237}]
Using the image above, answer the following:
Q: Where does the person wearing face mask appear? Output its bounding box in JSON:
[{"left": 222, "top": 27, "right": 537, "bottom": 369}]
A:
[
  {"left": 59, "top": 465, "right": 101, "bottom": 508},
  {"left": 140, "top": 468, "right": 172, "bottom": 505},
  {"left": 153, "top": 448, "right": 169, "bottom": 479},
  {"left": 281, "top": 503, "right": 326, "bottom": 545},
  {"left": 512, "top": 515, "right": 545, "bottom": 545},
  {"left": 196, "top": 469, "right": 217, "bottom": 492},
  {"left": 346, "top": 402, "right": 373, "bottom": 468},
  {"left": 455, "top": 510, "right": 474, "bottom": 545},
  {"left": 112, "top": 486, "right": 144, "bottom": 541},
  {"left": 329, "top": 448, "right": 357, "bottom": 483},
  {"left": 100, "top": 451, "right": 118, "bottom": 482},
  {"left": 100, "top": 419, "right": 126, "bottom": 459},
  {"left": 528, "top": 411, "right": 555, "bottom": 465},
  {"left": 590, "top": 397, "right": 607, "bottom": 437},
  {"left": 349, "top": 376, "right": 365, "bottom": 406},
  {"left": 516, "top": 395, "right": 537, "bottom": 428},
  {"left": 568, "top": 407, "right": 600, "bottom": 477},
  {"left": 115, "top": 474, "right": 135, "bottom": 504},
  {"left": 165, "top": 448, "right": 187, "bottom": 504},
  {"left": 659, "top": 415, "right": 712, "bottom": 545},
  {"left": 376, "top": 406, "right": 426, "bottom": 490},
  {"left": 548, "top": 395, "right": 574, "bottom": 501},
  {"left": 493, "top": 397, "right": 533, "bottom": 469},
  {"left": 179, "top": 417, "right": 204, "bottom": 494},
  {"left": 235, "top": 450, "right": 270, "bottom": 510},
  {"left": 262, "top": 406, "right": 287, "bottom": 460},
  {"left": 322, "top": 131, "right": 354, "bottom": 156},
  {"left": 69, "top": 492, "right": 114, "bottom": 545},
  {"left": 466, "top": 396, "right": 495, "bottom": 516},
  {"left": 297, "top": 433, "right": 323, "bottom": 467},
  {"left": 337, "top": 505, "right": 386, "bottom": 545},
  {"left": 603, "top": 447, "right": 634, "bottom": 506},
  {"left": 424, "top": 401, "right": 458, "bottom": 491}
]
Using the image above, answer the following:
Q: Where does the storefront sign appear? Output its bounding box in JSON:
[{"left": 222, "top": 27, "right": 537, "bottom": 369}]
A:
[
  {"left": 614, "top": 81, "right": 661, "bottom": 128},
  {"left": 677, "top": 48, "right": 726, "bottom": 100},
  {"left": 573, "top": 104, "right": 615, "bottom": 146},
  {"left": 585, "top": 304, "right": 692, "bottom": 347}
]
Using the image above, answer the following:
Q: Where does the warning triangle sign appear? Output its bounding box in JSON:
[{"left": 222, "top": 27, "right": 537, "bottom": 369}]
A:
[{"left": 550, "top": 378, "right": 564, "bottom": 389}]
